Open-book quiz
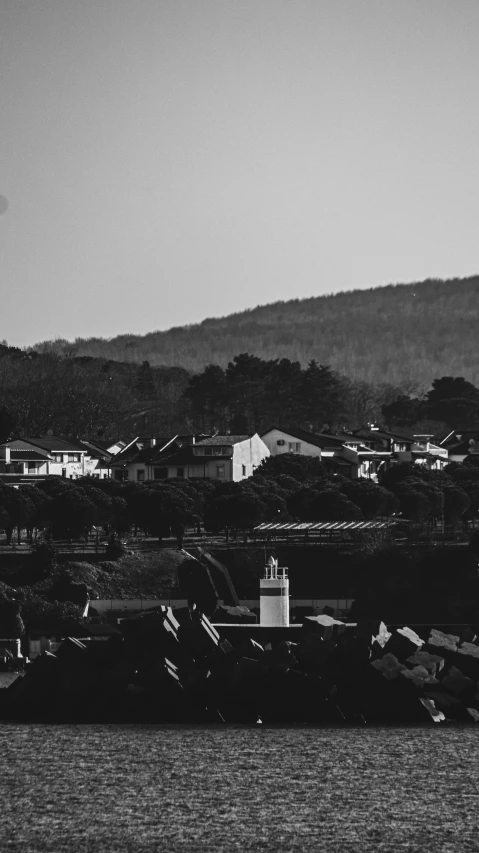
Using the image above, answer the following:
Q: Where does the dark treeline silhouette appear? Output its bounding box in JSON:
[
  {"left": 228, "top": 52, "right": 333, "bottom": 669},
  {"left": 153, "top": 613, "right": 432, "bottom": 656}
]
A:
[
  {"left": 1, "top": 339, "right": 479, "bottom": 442},
  {"left": 1, "top": 455, "right": 478, "bottom": 546},
  {"left": 0, "top": 343, "right": 190, "bottom": 441},
  {"left": 30, "top": 276, "right": 479, "bottom": 387},
  {"left": 184, "top": 353, "right": 400, "bottom": 433}
]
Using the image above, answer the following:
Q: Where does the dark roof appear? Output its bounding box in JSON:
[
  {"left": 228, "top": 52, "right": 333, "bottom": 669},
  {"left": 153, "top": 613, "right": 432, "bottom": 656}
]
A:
[
  {"left": 353, "top": 428, "right": 414, "bottom": 444},
  {"left": 154, "top": 446, "right": 231, "bottom": 467},
  {"left": 4, "top": 439, "right": 51, "bottom": 456},
  {"left": 77, "top": 440, "right": 115, "bottom": 462},
  {"left": 110, "top": 436, "right": 176, "bottom": 466},
  {"left": 262, "top": 426, "right": 350, "bottom": 449},
  {"left": 9, "top": 450, "right": 49, "bottom": 461},
  {"left": 446, "top": 440, "right": 477, "bottom": 456},
  {"left": 23, "top": 436, "right": 86, "bottom": 452},
  {"left": 195, "top": 435, "right": 252, "bottom": 446}
]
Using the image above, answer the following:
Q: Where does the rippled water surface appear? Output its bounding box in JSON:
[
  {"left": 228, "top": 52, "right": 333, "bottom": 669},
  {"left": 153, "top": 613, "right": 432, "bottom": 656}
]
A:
[{"left": 1, "top": 724, "right": 478, "bottom": 852}]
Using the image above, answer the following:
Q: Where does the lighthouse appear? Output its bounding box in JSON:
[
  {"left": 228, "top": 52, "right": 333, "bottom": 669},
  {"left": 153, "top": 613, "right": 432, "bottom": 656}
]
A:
[{"left": 260, "top": 556, "right": 289, "bottom": 627}]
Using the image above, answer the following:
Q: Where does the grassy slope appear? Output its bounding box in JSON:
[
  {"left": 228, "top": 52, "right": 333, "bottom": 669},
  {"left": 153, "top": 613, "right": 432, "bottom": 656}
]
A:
[
  {"left": 34, "top": 276, "right": 479, "bottom": 387},
  {"left": 1, "top": 551, "right": 185, "bottom": 601}
]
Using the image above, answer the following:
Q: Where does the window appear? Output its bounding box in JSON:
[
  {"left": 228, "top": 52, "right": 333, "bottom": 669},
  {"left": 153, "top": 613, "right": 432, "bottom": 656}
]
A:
[
  {"left": 28, "top": 462, "right": 36, "bottom": 472},
  {"left": 288, "top": 442, "right": 301, "bottom": 453},
  {"left": 137, "top": 469, "right": 145, "bottom": 481},
  {"left": 176, "top": 467, "right": 185, "bottom": 478},
  {"left": 277, "top": 439, "right": 285, "bottom": 446},
  {"left": 52, "top": 454, "right": 63, "bottom": 463},
  {"left": 242, "top": 464, "right": 246, "bottom": 477},
  {"left": 212, "top": 447, "right": 223, "bottom": 455},
  {"left": 67, "top": 454, "right": 80, "bottom": 463},
  {"left": 216, "top": 464, "right": 225, "bottom": 479},
  {"left": 154, "top": 467, "right": 168, "bottom": 480},
  {"left": 114, "top": 469, "right": 123, "bottom": 480}
]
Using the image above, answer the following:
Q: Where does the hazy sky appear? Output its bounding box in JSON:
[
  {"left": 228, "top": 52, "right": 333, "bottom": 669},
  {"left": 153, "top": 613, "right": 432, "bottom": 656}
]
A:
[{"left": 1, "top": 0, "right": 478, "bottom": 347}]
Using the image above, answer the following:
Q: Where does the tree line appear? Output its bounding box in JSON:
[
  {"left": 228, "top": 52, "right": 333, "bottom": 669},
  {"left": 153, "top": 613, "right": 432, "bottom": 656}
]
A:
[
  {"left": 1, "top": 454, "right": 478, "bottom": 546},
  {"left": 1, "top": 341, "right": 478, "bottom": 443}
]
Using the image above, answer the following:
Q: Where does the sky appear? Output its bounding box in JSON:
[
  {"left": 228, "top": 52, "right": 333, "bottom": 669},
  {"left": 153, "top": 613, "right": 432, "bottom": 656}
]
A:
[{"left": 1, "top": 0, "right": 479, "bottom": 348}]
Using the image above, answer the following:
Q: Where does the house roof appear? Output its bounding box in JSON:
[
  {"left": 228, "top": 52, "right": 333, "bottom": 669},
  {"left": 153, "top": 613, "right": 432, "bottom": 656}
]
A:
[
  {"left": 152, "top": 446, "right": 237, "bottom": 468},
  {"left": 353, "top": 427, "right": 414, "bottom": 444},
  {"left": 195, "top": 435, "right": 252, "bottom": 446},
  {"left": 77, "top": 439, "right": 115, "bottom": 462},
  {"left": 110, "top": 436, "right": 177, "bottom": 466},
  {"left": 9, "top": 450, "right": 50, "bottom": 461},
  {"left": 2, "top": 438, "right": 49, "bottom": 459},
  {"left": 21, "top": 436, "right": 86, "bottom": 453},
  {"left": 446, "top": 440, "right": 478, "bottom": 456},
  {"left": 261, "top": 426, "right": 351, "bottom": 450}
]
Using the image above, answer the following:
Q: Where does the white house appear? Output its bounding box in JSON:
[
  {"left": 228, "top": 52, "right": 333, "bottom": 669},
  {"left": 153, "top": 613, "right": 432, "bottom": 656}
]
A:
[
  {"left": 261, "top": 426, "right": 323, "bottom": 458},
  {"left": 0, "top": 437, "right": 91, "bottom": 479},
  {"left": 156, "top": 434, "right": 270, "bottom": 482}
]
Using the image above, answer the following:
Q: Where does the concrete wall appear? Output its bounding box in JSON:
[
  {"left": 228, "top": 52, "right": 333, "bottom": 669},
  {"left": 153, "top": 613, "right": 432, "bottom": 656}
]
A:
[
  {"left": 232, "top": 434, "right": 270, "bottom": 480},
  {"left": 91, "top": 598, "right": 189, "bottom": 614},
  {"left": 261, "top": 429, "right": 321, "bottom": 458}
]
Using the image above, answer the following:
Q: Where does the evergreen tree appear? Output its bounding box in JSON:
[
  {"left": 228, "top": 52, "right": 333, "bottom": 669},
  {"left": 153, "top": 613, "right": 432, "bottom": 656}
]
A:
[{"left": 136, "top": 360, "right": 157, "bottom": 401}]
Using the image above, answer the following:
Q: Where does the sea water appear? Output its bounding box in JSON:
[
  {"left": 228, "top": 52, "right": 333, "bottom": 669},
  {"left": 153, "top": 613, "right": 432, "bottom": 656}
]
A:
[{"left": 0, "top": 723, "right": 478, "bottom": 852}]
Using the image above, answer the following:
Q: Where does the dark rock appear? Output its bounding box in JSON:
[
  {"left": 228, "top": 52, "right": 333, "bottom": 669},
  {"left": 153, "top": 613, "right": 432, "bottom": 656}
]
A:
[{"left": 383, "top": 627, "right": 424, "bottom": 661}]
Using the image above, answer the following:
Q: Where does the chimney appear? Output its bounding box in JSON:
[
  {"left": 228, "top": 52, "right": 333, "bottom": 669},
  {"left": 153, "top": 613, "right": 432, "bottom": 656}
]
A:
[
  {"left": 149, "top": 438, "right": 156, "bottom": 447},
  {"left": 0, "top": 446, "right": 10, "bottom": 463}
]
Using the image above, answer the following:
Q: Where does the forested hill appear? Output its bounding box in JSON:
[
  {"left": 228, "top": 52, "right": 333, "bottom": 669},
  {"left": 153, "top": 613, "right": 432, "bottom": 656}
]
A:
[{"left": 34, "top": 276, "right": 479, "bottom": 387}]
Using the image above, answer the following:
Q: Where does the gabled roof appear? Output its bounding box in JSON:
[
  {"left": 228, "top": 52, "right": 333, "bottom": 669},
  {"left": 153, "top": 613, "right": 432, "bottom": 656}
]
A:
[
  {"left": 21, "top": 436, "right": 86, "bottom": 453},
  {"left": 110, "top": 436, "right": 177, "bottom": 466},
  {"left": 9, "top": 450, "right": 49, "bottom": 461},
  {"left": 77, "top": 439, "right": 115, "bottom": 462},
  {"left": 195, "top": 435, "right": 252, "bottom": 446},
  {"left": 2, "top": 439, "right": 51, "bottom": 457},
  {"left": 261, "top": 425, "right": 350, "bottom": 449}
]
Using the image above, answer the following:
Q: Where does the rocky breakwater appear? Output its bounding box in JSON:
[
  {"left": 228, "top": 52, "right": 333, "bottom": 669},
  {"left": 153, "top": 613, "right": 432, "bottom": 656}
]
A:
[{"left": 1, "top": 611, "right": 479, "bottom": 724}]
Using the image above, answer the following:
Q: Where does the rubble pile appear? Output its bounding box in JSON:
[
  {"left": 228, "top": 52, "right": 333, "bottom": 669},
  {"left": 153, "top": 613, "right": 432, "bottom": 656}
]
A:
[{"left": 1, "top": 611, "right": 479, "bottom": 724}]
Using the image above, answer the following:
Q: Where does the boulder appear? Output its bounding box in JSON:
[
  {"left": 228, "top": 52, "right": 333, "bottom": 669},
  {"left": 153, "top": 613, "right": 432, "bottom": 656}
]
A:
[
  {"left": 424, "top": 689, "right": 468, "bottom": 720},
  {"left": 406, "top": 650, "right": 445, "bottom": 676},
  {"left": 302, "top": 614, "right": 346, "bottom": 641},
  {"left": 419, "top": 697, "right": 446, "bottom": 723},
  {"left": 212, "top": 605, "right": 256, "bottom": 624},
  {"left": 383, "top": 627, "right": 424, "bottom": 661},
  {"left": 427, "top": 629, "right": 460, "bottom": 655},
  {"left": 466, "top": 707, "right": 479, "bottom": 722},
  {"left": 441, "top": 665, "right": 475, "bottom": 698},
  {"left": 371, "top": 653, "right": 406, "bottom": 681},
  {"left": 400, "top": 666, "right": 439, "bottom": 689},
  {"left": 456, "top": 642, "right": 479, "bottom": 679}
]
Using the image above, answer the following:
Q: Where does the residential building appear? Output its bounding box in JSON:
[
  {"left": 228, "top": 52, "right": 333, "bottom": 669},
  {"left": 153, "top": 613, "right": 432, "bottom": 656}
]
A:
[
  {"left": 155, "top": 434, "right": 270, "bottom": 482},
  {"left": 0, "top": 435, "right": 129, "bottom": 482},
  {"left": 260, "top": 426, "right": 388, "bottom": 480},
  {"left": 77, "top": 439, "right": 120, "bottom": 479},
  {"left": 109, "top": 436, "right": 179, "bottom": 481},
  {"left": 354, "top": 426, "right": 448, "bottom": 471},
  {"left": 439, "top": 429, "right": 479, "bottom": 464}
]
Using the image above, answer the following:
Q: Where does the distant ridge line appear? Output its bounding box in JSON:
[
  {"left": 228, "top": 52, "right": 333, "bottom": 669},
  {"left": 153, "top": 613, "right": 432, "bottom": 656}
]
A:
[{"left": 32, "top": 276, "right": 479, "bottom": 388}]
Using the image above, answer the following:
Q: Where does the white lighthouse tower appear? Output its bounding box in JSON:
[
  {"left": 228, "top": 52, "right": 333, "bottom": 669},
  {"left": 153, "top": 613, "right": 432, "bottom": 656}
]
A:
[{"left": 260, "top": 556, "right": 289, "bottom": 627}]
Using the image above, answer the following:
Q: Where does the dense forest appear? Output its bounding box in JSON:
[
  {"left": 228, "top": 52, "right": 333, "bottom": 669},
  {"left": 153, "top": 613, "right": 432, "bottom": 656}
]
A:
[
  {"left": 31, "top": 276, "right": 479, "bottom": 388},
  {"left": 1, "top": 341, "right": 479, "bottom": 442}
]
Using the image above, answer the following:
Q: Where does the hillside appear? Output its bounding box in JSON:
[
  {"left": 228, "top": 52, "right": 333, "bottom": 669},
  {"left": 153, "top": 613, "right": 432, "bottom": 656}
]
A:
[{"left": 34, "top": 276, "right": 479, "bottom": 387}]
